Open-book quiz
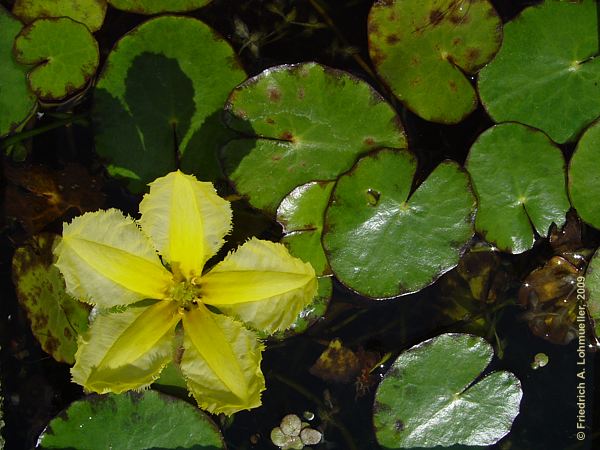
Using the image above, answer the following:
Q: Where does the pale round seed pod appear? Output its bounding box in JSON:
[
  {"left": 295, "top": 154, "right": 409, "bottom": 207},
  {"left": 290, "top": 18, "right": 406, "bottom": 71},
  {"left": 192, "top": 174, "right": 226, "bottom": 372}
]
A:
[
  {"left": 280, "top": 414, "right": 302, "bottom": 436},
  {"left": 300, "top": 427, "right": 323, "bottom": 445}
]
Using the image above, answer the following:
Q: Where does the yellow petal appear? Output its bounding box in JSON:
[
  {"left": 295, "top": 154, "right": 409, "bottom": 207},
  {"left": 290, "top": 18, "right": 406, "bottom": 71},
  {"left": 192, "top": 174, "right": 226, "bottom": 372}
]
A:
[
  {"left": 54, "top": 209, "right": 173, "bottom": 308},
  {"left": 139, "top": 170, "right": 232, "bottom": 279},
  {"left": 180, "top": 305, "right": 265, "bottom": 415},
  {"left": 201, "top": 238, "right": 317, "bottom": 333},
  {"left": 72, "top": 300, "right": 181, "bottom": 394}
]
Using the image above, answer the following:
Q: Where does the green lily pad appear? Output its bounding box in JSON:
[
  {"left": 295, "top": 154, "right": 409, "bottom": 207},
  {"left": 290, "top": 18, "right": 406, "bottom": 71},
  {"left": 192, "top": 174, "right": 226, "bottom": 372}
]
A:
[
  {"left": 221, "top": 62, "right": 407, "bottom": 214},
  {"left": 373, "top": 333, "right": 522, "bottom": 448},
  {"left": 368, "top": 0, "right": 502, "bottom": 123},
  {"left": 108, "top": 0, "right": 211, "bottom": 15},
  {"left": 93, "top": 16, "right": 245, "bottom": 192},
  {"left": 14, "top": 17, "right": 99, "bottom": 101},
  {"left": 569, "top": 120, "right": 600, "bottom": 230},
  {"left": 277, "top": 181, "right": 335, "bottom": 276},
  {"left": 11, "top": 233, "right": 90, "bottom": 364},
  {"left": 37, "top": 391, "right": 225, "bottom": 449},
  {"left": 584, "top": 247, "right": 600, "bottom": 338},
  {"left": 0, "top": 6, "right": 37, "bottom": 137},
  {"left": 478, "top": 0, "right": 600, "bottom": 144},
  {"left": 322, "top": 149, "right": 475, "bottom": 299},
  {"left": 466, "top": 123, "right": 570, "bottom": 254},
  {"left": 12, "top": 0, "right": 107, "bottom": 32},
  {"left": 274, "top": 181, "right": 335, "bottom": 337}
]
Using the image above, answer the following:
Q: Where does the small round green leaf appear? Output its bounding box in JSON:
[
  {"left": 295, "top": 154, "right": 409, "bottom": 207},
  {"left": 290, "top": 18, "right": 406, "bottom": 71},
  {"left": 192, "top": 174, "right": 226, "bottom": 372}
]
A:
[
  {"left": 108, "top": 0, "right": 211, "bottom": 15},
  {"left": 323, "top": 149, "right": 475, "bottom": 299},
  {"left": 478, "top": 0, "right": 600, "bottom": 144},
  {"left": 222, "top": 62, "right": 407, "bottom": 214},
  {"left": 37, "top": 391, "right": 225, "bottom": 449},
  {"left": 93, "top": 16, "right": 245, "bottom": 192},
  {"left": 13, "top": 0, "right": 107, "bottom": 32},
  {"left": 466, "top": 123, "right": 570, "bottom": 254},
  {"left": 278, "top": 181, "right": 335, "bottom": 277},
  {"left": 275, "top": 181, "right": 335, "bottom": 336},
  {"left": 11, "top": 233, "right": 90, "bottom": 364},
  {"left": 0, "top": 6, "right": 37, "bottom": 137},
  {"left": 585, "top": 248, "right": 600, "bottom": 338},
  {"left": 14, "top": 17, "right": 99, "bottom": 101},
  {"left": 368, "top": 0, "right": 502, "bottom": 123},
  {"left": 569, "top": 120, "right": 600, "bottom": 229},
  {"left": 373, "top": 333, "right": 522, "bottom": 448}
]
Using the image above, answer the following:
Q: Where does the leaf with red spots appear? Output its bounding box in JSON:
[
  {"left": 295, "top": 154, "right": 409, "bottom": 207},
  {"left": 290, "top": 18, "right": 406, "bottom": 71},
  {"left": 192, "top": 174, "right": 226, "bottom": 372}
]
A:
[
  {"left": 368, "top": 0, "right": 502, "bottom": 123},
  {"left": 221, "top": 62, "right": 407, "bottom": 214}
]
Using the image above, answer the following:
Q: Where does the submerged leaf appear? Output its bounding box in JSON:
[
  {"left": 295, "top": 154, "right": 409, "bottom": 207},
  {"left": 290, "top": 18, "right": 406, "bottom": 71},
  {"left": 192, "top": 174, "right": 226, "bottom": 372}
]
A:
[{"left": 4, "top": 163, "right": 104, "bottom": 235}]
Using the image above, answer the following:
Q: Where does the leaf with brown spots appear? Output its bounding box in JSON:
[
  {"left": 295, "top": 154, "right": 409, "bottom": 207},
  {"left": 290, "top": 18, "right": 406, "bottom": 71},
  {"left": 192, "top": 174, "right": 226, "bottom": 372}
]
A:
[
  {"left": 11, "top": 233, "right": 90, "bottom": 364},
  {"left": 368, "top": 0, "right": 502, "bottom": 123},
  {"left": 374, "top": 333, "right": 522, "bottom": 448},
  {"left": 222, "top": 62, "right": 407, "bottom": 214},
  {"left": 4, "top": 163, "right": 104, "bottom": 235},
  {"left": 13, "top": 17, "right": 99, "bottom": 101}
]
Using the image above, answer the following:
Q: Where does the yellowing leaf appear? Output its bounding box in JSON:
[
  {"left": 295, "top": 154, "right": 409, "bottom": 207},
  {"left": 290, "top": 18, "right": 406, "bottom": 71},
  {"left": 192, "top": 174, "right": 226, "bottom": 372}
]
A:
[
  {"left": 139, "top": 170, "right": 232, "bottom": 279},
  {"left": 55, "top": 209, "right": 173, "bottom": 308},
  {"left": 72, "top": 301, "right": 179, "bottom": 393},
  {"left": 202, "top": 238, "right": 317, "bottom": 333},
  {"left": 180, "top": 305, "right": 265, "bottom": 415}
]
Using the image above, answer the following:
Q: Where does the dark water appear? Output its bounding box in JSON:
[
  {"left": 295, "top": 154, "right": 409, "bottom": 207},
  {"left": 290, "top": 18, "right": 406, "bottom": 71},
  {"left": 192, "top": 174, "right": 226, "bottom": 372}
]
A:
[{"left": 1, "top": 0, "right": 599, "bottom": 449}]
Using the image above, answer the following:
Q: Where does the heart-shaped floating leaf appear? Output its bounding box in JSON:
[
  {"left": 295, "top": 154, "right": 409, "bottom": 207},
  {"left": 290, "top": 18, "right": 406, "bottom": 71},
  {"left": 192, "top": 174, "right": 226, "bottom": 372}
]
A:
[
  {"left": 0, "top": 6, "right": 37, "bottom": 137},
  {"left": 478, "top": 0, "right": 600, "bottom": 144},
  {"left": 222, "top": 62, "right": 407, "bottom": 214},
  {"left": 373, "top": 333, "right": 522, "bottom": 448},
  {"left": 108, "top": 0, "right": 211, "bottom": 15},
  {"left": 569, "top": 120, "right": 600, "bottom": 230},
  {"left": 37, "top": 391, "right": 225, "bottom": 449},
  {"left": 14, "top": 17, "right": 99, "bottom": 101},
  {"left": 322, "top": 149, "right": 475, "bottom": 299},
  {"left": 274, "top": 181, "right": 335, "bottom": 337},
  {"left": 584, "top": 248, "right": 600, "bottom": 338},
  {"left": 466, "top": 123, "right": 570, "bottom": 254},
  {"left": 12, "top": 0, "right": 107, "bottom": 32},
  {"left": 93, "top": 16, "right": 245, "bottom": 193},
  {"left": 11, "top": 234, "right": 90, "bottom": 364},
  {"left": 368, "top": 0, "right": 502, "bottom": 123},
  {"left": 278, "top": 181, "right": 335, "bottom": 277}
]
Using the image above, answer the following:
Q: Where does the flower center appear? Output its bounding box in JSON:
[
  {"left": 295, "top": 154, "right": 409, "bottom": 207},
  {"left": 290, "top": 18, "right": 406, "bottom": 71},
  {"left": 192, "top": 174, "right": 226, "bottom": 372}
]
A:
[{"left": 169, "top": 279, "right": 202, "bottom": 310}]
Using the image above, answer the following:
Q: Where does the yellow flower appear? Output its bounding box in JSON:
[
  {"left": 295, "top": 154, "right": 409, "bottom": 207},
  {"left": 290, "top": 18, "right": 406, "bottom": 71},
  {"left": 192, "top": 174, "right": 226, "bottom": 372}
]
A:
[{"left": 54, "top": 170, "right": 317, "bottom": 415}]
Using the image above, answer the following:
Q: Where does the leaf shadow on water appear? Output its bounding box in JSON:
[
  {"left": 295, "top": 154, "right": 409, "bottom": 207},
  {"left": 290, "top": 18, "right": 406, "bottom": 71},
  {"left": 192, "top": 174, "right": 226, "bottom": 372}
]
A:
[{"left": 94, "top": 52, "right": 240, "bottom": 191}]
